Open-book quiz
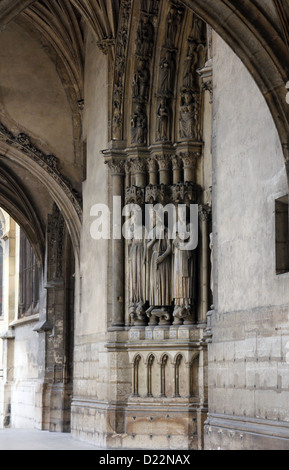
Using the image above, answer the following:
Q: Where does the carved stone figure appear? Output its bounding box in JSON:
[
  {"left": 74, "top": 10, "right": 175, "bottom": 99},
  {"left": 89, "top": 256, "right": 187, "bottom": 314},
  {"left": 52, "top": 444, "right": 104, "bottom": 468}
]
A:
[
  {"left": 131, "top": 104, "right": 148, "bottom": 144},
  {"left": 165, "top": 4, "right": 183, "bottom": 49},
  {"left": 159, "top": 51, "right": 174, "bottom": 96},
  {"left": 179, "top": 92, "right": 195, "bottom": 139},
  {"left": 157, "top": 98, "right": 170, "bottom": 142},
  {"left": 128, "top": 229, "right": 146, "bottom": 316},
  {"left": 183, "top": 42, "right": 199, "bottom": 90},
  {"left": 132, "top": 59, "right": 150, "bottom": 102},
  {"left": 146, "top": 225, "right": 172, "bottom": 308},
  {"left": 191, "top": 14, "right": 206, "bottom": 44},
  {"left": 172, "top": 229, "right": 194, "bottom": 310},
  {"left": 179, "top": 92, "right": 201, "bottom": 140},
  {"left": 136, "top": 16, "right": 154, "bottom": 57}
]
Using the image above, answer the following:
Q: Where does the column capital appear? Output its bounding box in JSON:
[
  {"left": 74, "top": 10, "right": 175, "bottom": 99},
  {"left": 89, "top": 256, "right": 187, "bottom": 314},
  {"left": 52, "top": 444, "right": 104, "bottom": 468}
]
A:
[
  {"left": 129, "top": 157, "right": 148, "bottom": 174},
  {"left": 104, "top": 158, "right": 126, "bottom": 176},
  {"left": 199, "top": 204, "right": 212, "bottom": 222}
]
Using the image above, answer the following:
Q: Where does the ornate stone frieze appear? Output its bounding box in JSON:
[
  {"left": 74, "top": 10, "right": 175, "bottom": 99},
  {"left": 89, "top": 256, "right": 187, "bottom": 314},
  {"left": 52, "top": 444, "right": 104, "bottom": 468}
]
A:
[
  {"left": 171, "top": 182, "right": 198, "bottom": 204},
  {"left": 178, "top": 15, "right": 207, "bottom": 143},
  {"left": 125, "top": 186, "right": 145, "bottom": 205},
  {"left": 130, "top": 0, "right": 160, "bottom": 147},
  {"left": 145, "top": 183, "right": 169, "bottom": 204},
  {"left": 112, "top": 0, "right": 133, "bottom": 141}
]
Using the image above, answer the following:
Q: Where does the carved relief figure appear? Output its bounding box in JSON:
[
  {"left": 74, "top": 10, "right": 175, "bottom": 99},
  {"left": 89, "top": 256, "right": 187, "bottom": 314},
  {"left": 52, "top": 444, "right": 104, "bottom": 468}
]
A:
[
  {"left": 136, "top": 16, "right": 154, "bottom": 57},
  {"left": 172, "top": 229, "right": 194, "bottom": 307},
  {"left": 179, "top": 92, "right": 201, "bottom": 141},
  {"left": 159, "top": 51, "right": 174, "bottom": 96},
  {"left": 128, "top": 221, "right": 146, "bottom": 322},
  {"left": 183, "top": 42, "right": 199, "bottom": 90},
  {"left": 132, "top": 59, "right": 150, "bottom": 102},
  {"left": 131, "top": 104, "right": 148, "bottom": 144},
  {"left": 172, "top": 226, "right": 195, "bottom": 323},
  {"left": 165, "top": 4, "right": 183, "bottom": 49},
  {"left": 157, "top": 98, "right": 170, "bottom": 142},
  {"left": 146, "top": 224, "right": 172, "bottom": 308}
]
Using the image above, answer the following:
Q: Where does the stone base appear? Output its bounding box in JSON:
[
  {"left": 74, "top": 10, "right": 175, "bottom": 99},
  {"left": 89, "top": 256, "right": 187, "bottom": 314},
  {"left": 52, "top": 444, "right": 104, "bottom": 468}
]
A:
[
  {"left": 39, "top": 382, "right": 73, "bottom": 433},
  {"left": 71, "top": 398, "right": 207, "bottom": 450},
  {"left": 125, "top": 398, "right": 207, "bottom": 450},
  {"left": 205, "top": 414, "right": 289, "bottom": 450}
]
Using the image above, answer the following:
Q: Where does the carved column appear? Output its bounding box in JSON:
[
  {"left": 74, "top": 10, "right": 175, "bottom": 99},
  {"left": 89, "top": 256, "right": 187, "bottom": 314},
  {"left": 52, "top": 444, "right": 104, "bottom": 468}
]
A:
[
  {"left": 130, "top": 158, "right": 147, "bottom": 188},
  {"left": 159, "top": 355, "right": 168, "bottom": 398},
  {"left": 148, "top": 157, "right": 158, "bottom": 185},
  {"left": 172, "top": 155, "right": 183, "bottom": 185},
  {"left": 199, "top": 205, "right": 212, "bottom": 324},
  {"left": 105, "top": 156, "right": 126, "bottom": 328},
  {"left": 179, "top": 151, "right": 200, "bottom": 183},
  {"left": 156, "top": 154, "right": 171, "bottom": 185}
]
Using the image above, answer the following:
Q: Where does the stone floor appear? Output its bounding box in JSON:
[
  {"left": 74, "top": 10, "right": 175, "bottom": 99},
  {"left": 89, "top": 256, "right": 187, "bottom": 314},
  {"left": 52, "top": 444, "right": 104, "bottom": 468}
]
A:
[{"left": 0, "top": 429, "right": 100, "bottom": 450}]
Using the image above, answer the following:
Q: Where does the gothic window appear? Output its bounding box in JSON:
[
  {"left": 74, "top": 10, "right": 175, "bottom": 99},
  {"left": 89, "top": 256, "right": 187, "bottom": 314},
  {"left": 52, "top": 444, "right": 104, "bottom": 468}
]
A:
[
  {"left": 18, "top": 229, "right": 40, "bottom": 318},
  {"left": 275, "top": 196, "right": 289, "bottom": 275}
]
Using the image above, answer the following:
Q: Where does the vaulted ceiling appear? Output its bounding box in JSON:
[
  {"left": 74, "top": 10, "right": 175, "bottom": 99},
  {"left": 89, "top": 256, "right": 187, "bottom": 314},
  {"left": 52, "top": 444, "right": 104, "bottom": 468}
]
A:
[{"left": 0, "top": 0, "right": 288, "bottom": 153}]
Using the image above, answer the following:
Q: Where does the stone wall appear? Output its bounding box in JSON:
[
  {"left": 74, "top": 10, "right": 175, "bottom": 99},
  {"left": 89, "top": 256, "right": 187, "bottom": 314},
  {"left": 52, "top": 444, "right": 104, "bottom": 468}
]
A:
[
  {"left": 71, "top": 29, "right": 111, "bottom": 446},
  {"left": 205, "top": 33, "right": 289, "bottom": 450}
]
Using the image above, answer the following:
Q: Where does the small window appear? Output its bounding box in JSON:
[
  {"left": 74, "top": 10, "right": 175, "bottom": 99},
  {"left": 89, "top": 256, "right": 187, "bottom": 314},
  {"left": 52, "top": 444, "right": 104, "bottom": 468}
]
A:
[
  {"left": 275, "top": 196, "right": 289, "bottom": 275},
  {"left": 18, "top": 229, "right": 40, "bottom": 318}
]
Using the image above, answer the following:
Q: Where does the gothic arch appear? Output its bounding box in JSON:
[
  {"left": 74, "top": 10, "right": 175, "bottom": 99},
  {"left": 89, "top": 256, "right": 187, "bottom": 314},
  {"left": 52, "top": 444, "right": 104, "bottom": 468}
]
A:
[
  {"left": 180, "top": 0, "right": 289, "bottom": 166},
  {"left": 1, "top": 1, "right": 288, "bottom": 163},
  {"left": 0, "top": 164, "right": 44, "bottom": 265},
  {"left": 0, "top": 128, "right": 82, "bottom": 265}
]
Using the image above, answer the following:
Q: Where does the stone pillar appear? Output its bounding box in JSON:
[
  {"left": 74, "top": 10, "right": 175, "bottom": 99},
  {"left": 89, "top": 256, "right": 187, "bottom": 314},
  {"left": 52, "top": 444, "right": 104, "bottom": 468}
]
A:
[
  {"left": 176, "top": 142, "right": 202, "bottom": 184},
  {"left": 199, "top": 205, "right": 212, "bottom": 324},
  {"left": 148, "top": 157, "right": 158, "bottom": 185},
  {"left": 105, "top": 157, "right": 126, "bottom": 328},
  {"left": 180, "top": 152, "right": 200, "bottom": 183},
  {"left": 156, "top": 154, "right": 171, "bottom": 185},
  {"left": 130, "top": 158, "right": 147, "bottom": 188}
]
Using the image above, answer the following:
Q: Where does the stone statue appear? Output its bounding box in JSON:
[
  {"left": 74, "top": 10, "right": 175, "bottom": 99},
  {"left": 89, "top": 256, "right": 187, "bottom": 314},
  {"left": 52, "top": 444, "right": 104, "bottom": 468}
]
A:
[
  {"left": 165, "top": 4, "right": 183, "bottom": 49},
  {"left": 179, "top": 92, "right": 195, "bottom": 139},
  {"left": 172, "top": 229, "right": 194, "bottom": 307},
  {"left": 145, "top": 224, "right": 172, "bottom": 308},
  {"left": 128, "top": 228, "right": 146, "bottom": 306},
  {"left": 183, "top": 42, "right": 199, "bottom": 90},
  {"left": 136, "top": 16, "right": 154, "bottom": 57},
  {"left": 179, "top": 92, "right": 201, "bottom": 141},
  {"left": 131, "top": 104, "right": 148, "bottom": 144},
  {"left": 157, "top": 98, "right": 170, "bottom": 142},
  {"left": 159, "top": 51, "right": 174, "bottom": 96},
  {"left": 132, "top": 59, "right": 150, "bottom": 102}
]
